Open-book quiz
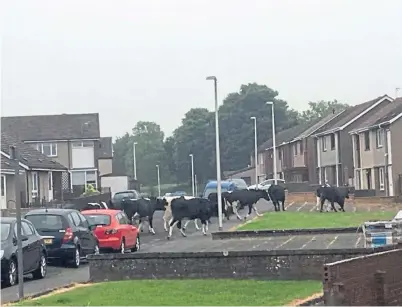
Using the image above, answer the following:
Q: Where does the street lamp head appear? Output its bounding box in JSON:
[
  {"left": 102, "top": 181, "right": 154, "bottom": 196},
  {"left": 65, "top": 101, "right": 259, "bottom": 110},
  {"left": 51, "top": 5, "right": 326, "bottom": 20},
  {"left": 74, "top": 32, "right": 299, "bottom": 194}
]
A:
[
  {"left": 250, "top": 116, "right": 256, "bottom": 120},
  {"left": 133, "top": 142, "right": 137, "bottom": 145},
  {"left": 266, "top": 101, "right": 274, "bottom": 105},
  {"left": 156, "top": 164, "right": 159, "bottom": 168},
  {"left": 206, "top": 76, "right": 217, "bottom": 81},
  {"left": 189, "top": 154, "right": 193, "bottom": 157}
]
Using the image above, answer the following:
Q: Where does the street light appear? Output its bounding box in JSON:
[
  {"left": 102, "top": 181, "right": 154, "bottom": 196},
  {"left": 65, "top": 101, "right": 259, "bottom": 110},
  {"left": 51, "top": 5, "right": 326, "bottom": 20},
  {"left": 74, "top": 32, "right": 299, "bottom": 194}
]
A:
[
  {"left": 267, "top": 101, "right": 277, "bottom": 185},
  {"left": 250, "top": 116, "right": 258, "bottom": 186},
  {"left": 156, "top": 164, "right": 161, "bottom": 197},
  {"left": 189, "top": 154, "right": 195, "bottom": 196},
  {"left": 206, "top": 75, "right": 223, "bottom": 230},
  {"left": 133, "top": 142, "right": 137, "bottom": 180}
]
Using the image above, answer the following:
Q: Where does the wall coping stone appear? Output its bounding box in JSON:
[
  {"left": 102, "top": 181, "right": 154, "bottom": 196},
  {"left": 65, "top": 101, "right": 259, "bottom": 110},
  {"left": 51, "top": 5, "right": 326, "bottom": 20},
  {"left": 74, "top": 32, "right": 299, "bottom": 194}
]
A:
[
  {"left": 211, "top": 227, "right": 362, "bottom": 239},
  {"left": 87, "top": 245, "right": 397, "bottom": 261}
]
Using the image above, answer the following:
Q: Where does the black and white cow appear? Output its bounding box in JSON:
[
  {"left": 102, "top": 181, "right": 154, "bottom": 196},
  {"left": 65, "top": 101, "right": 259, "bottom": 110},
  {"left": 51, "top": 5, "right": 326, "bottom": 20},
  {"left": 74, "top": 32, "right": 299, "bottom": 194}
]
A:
[
  {"left": 318, "top": 186, "right": 350, "bottom": 212},
  {"left": 316, "top": 183, "right": 332, "bottom": 212},
  {"left": 167, "top": 197, "right": 214, "bottom": 239},
  {"left": 120, "top": 197, "right": 166, "bottom": 234},
  {"left": 267, "top": 184, "right": 286, "bottom": 212},
  {"left": 207, "top": 192, "right": 231, "bottom": 220},
  {"left": 223, "top": 189, "right": 269, "bottom": 220}
]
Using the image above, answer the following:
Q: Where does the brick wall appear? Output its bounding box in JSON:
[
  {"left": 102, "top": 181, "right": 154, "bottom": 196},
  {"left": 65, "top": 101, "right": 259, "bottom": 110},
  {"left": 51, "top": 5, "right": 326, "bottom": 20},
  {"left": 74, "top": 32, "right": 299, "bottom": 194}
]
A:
[
  {"left": 87, "top": 247, "right": 395, "bottom": 283},
  {"left": 323, "top": 248, "right": 402, "bottom": 305}
]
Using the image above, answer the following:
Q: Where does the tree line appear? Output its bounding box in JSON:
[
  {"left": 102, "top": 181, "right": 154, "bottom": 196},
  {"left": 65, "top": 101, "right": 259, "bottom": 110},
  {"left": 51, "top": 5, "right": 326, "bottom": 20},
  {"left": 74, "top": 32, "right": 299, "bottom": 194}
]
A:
[{"left": 112, "top": 83, "right": 348, "bottom": 187}]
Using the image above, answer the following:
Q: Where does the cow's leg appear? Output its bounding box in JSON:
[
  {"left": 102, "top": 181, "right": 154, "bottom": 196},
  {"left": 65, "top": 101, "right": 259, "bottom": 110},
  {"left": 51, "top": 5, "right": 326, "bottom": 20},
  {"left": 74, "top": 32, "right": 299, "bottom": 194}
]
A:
[
  {"left": 201, "top": 220, "right": 208, "bottom": 236},
  {"left": 194, "top": 219, "right": 200, "bottom": 230},
  {"left": 205, "top": 220, "right": 209, "bottom": 232},
  {"left": 245, "top": 203, "right": 253, "bottom": 219},
  {"left": 330, "top": 200, "right": 337, "bottom": 212},
  {"left": 252, "top": 204, "right": 263, "bottom": 217},
  {"left": 316, "top": 196, "right": 320, "bottom": 211},
  {"left": 148, "top": 216, "right": 156, "bottom": 235},
  {"left": 319, "top": 198, "right": 325, "bottom": 212},
  {"left": 281, "top": 200, "right": 286, "bottom": 211},
  {"left": 224, "top": 200, "right": 230, "bottom": 220},
  {"left": 179, "top": 220, "right": 187, "bottom": 237},
  {"left": 167, "top": 219, "right": 179, "bottom": 240},
  {"left": 232, "top": 202, "right": 242, "bottom": 220},
  {"left": 183, "top": 220, "right": 191, "bottom": 230},
  {"left": 138, "top": 219, "right": 143, "bottom": 232}
]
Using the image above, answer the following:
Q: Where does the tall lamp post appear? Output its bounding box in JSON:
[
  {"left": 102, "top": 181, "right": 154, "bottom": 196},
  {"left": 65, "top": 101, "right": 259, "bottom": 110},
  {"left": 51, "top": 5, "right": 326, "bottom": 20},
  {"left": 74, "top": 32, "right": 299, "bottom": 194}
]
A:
[
  {"left": 206, "top": 75, "right": 223, "bottom": 230},
  {"left": 267, "top": 101, "right": 277, "bottom": 184},
  {"left": 250, "top": 116, "right": 258, "bottom": 186},
  {"left": 156, "top": 164, "right": 161, "bottom": 197},
  {"left": 189, "top": 154, "right": 195, "bottom": 196},
  {"left": 133, "top": 142, "right": 137, "bottom": 180}
]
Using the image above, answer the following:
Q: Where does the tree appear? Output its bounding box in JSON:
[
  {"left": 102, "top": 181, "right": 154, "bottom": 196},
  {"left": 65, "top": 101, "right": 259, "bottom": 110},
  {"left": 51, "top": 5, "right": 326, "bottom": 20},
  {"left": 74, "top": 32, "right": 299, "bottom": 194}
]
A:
[{"left": 300, "top": 100, "right": 349, "bottom": 124}]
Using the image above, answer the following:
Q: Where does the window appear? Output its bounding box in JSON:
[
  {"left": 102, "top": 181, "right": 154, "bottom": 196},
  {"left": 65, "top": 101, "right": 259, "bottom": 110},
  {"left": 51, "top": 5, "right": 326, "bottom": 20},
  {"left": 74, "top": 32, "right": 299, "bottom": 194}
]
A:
[
  {"left": 84, "top": 214, "right": 111, "bottom": 226},
  {"left": 31, "top": 172, "right": 38, "bottom": 198},
  {"left": 379, "top": 167, "right": 385, "bottom": 191},
  {"left": 25, "top": 214, "right": 65, "bottom": 231},
  {"left": 21, "top": 221, "right": 34, "bottom": 236},
  {"left": 322, "top": 137, "right": 327, "bottom": 152},
  {"left": 330, "top": 134, "right": 335, "bottom": 150},
  {"left": 278, "top": 148, "right": 282, "bottom": 160},
  {"left": 356, "top": 170, "right": 361, "bottom": 189},
  {"left": 259, "top": 154, "right": 264, "bottom": 165},
  {"left": 1, "top": 175, "right": 5, "bottom": 197},
  {"left": 116, "top": 212, "right": 130, "bottom": 225},
  {"left": 35, "top": 143, "right": 57, "bottom": 157},
  {"left": 376, "top": 129, "right": 384, "bottom": 148},
  {"left": 364, "top": 131, "right": 370, "bottom": 150},
  {"left": 77, "top": 212, "right": 89, "bottom": 228},
  {"left": 293, "top": 143, "right": 298, "bottom": 156},
  {"left": 70, "top": 212, "right": 82, "bottom": 227},
  {"left": 72, "top": 141, "right": 94, "bottom": 148},
  {"left": 71, "top": 170, "right": 97, "bottom": 190}
]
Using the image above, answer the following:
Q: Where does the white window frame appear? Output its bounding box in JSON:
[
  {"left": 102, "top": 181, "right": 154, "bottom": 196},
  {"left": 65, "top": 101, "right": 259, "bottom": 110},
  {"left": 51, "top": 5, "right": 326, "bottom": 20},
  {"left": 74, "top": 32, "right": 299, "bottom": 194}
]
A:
[
  {"left": 72, "top": 141, "right": 94, "bottom": 148},
  {"left": 48, "top": 172, "right": 53, "bottom": 190},
  {"left": 293, "top": 143, "right": 298, "bottom": 156},
  {"left": 322, "top": 137, "right": 327, "bottom": 152},
  {"left": 1, "top": 175, "right": 6, "bottom": 197},
  {"left": 36, "top": 143, "right": 57, "bottom": 157},
  {"left": 31, "top": 172, "right": 39, "bottom": 198},
  {"left": 258, "top": 153, "right": 264, "bottom": 165},
  {"left": 379, "top": 167, "right": 385, "bottom": 191},
  {"left": 70, "top": 170, "right": 98, "bottom": 189},
  {"left": 376, "top": 128, "right": 384, "bottom": 148}
]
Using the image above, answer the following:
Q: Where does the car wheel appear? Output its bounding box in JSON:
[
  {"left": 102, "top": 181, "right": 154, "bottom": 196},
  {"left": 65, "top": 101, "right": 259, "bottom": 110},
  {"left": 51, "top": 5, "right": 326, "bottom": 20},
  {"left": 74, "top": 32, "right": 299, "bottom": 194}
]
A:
[
  {"left": 132, "top": 235, "right": 140, "bottom": 252},
  {"left": 71, "top": 246, "right": 81, "bottom": 268},
  {"left": 4, "top": 258, "right": 18, "bottom": 287},
  {"left": 119, "top": 238, "right": 125, "bottom": 254},
  {"left": 32, "top": 252, "right": 47, "bottom": 279}
]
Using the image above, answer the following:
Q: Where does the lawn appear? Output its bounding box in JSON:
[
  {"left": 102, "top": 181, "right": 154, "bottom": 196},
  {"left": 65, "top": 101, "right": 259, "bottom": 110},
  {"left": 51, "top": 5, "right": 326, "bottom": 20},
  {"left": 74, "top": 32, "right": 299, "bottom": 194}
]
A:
[
  {"left": 238, "top": 211, "right": 397, "bottom": 231},
  {"left": 17, "top": 280, "right": 322, "bottom": 306}
]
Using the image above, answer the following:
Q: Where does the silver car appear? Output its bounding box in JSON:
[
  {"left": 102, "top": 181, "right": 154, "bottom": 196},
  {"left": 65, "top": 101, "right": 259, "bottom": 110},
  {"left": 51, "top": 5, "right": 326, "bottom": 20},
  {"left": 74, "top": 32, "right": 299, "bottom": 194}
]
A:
[{"left": 248, "top": 179, "right": 286, "bottom": 191}]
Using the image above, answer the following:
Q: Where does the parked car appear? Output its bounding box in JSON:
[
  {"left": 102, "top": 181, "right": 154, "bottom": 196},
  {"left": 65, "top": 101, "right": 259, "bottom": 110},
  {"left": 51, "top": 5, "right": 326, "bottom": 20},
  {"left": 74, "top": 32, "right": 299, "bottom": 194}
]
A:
[
  {"left": 24, "top": 209, "right": 99, "bottom": 268},
  {"left": 201, "top": 180, "right": 237, "bottom": 199},
  {"left": 81, "top": 209, "right": 140, "bottom": 253},
  {"left": 228, "top": 178, "right": 248, "bottom": 190},
  {"left": 248, "top": 179, "right": 286, "bottom": 191},
  {"left": 170, "top": 191, "right": 187, "bottom": 196},
  {"left": 111, "top": 190, "right": 140, "bottom": 209},
  {"left": 1, "top": 217, "right": 47, "bottom": 286}
]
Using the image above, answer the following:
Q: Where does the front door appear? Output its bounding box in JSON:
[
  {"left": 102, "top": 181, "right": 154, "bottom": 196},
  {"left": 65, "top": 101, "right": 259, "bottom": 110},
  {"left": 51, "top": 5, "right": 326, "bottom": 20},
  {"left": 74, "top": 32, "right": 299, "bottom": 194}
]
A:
[
  {"left": 1, "top": 175, "right": 6, "bottom": 209},
  {"left": 48, "top": 172, "right": 53, "bottom": 201}
]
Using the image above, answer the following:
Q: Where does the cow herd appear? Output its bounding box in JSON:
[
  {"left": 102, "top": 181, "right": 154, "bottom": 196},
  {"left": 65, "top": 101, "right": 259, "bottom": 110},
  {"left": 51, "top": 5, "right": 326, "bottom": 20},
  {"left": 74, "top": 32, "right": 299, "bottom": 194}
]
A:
[{"left": 71, "top": 184, "right": 350, "bottom": 240}]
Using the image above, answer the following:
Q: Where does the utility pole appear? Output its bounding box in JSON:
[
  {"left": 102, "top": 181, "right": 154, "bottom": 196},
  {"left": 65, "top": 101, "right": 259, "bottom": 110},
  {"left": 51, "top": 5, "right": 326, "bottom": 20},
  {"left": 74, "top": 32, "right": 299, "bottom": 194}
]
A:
[{"left": 10, "top": 146, "right": 24, "bottom": 299}]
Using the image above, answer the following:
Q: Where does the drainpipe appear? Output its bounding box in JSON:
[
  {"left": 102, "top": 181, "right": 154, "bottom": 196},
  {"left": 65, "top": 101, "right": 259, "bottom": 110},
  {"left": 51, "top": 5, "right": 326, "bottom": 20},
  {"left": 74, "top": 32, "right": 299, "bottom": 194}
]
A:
[
  {"left": 335, "top": 132, "right": 340, "bottom": 186},
  {"left": 381, "top": 124, "right": 389, "bottom": 196},
  {"left": 316, "top": 136, "right": 322, "bottom": 185}
]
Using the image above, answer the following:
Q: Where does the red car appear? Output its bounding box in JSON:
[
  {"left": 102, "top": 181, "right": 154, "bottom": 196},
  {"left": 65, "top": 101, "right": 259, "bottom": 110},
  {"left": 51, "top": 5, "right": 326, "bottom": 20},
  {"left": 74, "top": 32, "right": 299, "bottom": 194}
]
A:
[{"left": 81, "top": 209, "right": 140, "bottom": 253}]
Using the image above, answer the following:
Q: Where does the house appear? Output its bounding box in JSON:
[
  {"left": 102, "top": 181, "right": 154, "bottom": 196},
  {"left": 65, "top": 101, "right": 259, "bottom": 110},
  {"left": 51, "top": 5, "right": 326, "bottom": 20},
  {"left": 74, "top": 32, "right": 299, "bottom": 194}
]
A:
[
  {"left": 283, "top": 111, "right": 345, "bottom": 183},
  {"left": 312, "top": 95, "right": 393, "bottom": 186},
  {"left": 349, "top": 97, "right": 402, "bottom": 196},
  {"left": 98, "top": 137, "right": 113, "bottom": 176},
  {"left": 1, "top": 113, "right": 102, "bottom": 196},
  {"left": 223, "top": 166, "right": 255, "bottom": 185},
  {"left": 1, "top": 132, "right": 67, "bottom": 208}
]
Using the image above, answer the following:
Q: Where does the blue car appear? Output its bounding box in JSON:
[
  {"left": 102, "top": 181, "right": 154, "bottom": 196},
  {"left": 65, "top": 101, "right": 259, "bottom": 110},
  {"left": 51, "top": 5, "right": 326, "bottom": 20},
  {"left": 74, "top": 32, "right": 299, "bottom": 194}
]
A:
[{"left": 202, "top": 180, "right": 237, "bottom": 199}]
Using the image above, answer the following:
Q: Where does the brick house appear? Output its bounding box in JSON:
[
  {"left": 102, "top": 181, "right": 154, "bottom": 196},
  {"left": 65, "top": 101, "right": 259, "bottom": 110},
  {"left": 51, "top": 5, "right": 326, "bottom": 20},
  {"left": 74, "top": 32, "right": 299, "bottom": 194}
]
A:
[
  {"left": 349, "top": 97, "right": 402, "bottom": 196},
  {"left": 1, "top": 113, "right": 110, "bottom": 196},
  {"left": 312, "top": 95, "right": 393, "bottom": 186},
  {"left": 1, "top": 132, "right": 67, "bottom": 208}
]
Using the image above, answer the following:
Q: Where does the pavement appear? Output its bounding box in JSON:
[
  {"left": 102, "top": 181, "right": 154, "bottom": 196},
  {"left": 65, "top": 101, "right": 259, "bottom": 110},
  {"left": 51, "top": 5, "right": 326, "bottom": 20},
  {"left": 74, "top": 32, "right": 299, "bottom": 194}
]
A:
[{"left": 0, "top": 200, "right": 396, "bottom": 303}]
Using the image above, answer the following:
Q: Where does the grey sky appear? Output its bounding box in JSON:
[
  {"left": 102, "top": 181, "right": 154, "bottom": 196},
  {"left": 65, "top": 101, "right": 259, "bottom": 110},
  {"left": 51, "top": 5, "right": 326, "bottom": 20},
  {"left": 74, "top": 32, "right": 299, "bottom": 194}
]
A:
[{"left": 1, "top": 0, "right": 401, "bottom": 139}]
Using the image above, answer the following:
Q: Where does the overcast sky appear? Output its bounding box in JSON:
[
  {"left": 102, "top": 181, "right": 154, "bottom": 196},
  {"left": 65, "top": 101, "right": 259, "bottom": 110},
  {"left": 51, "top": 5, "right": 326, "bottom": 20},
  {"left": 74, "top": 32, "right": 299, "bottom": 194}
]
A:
[{"left": 1, "top": 0, "right": 402, "bottom": 138}]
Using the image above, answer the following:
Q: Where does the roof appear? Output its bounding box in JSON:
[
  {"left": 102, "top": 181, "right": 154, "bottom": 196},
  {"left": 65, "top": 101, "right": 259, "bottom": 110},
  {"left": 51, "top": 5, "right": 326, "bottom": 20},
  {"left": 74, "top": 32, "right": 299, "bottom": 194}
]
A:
[
  {"left": 98, "top": 137, "right": 113, "bottom": 159},
  {"left": 314, "top": 95, "right": 391, "bottom": 136},
  {"left": 0, "top": 154, "right": 23, "bottom": 172},
  {"left": 1, "top": 113, "right": 100, "bottom": 141},
  {"left": 1, "top": 132, "right": 67, "bottom": 170},
  {"left": 224, "top": 166, "right": 254, "bottom": 177},
  {"left": 24, "top": 208, "right": 77, "bottom": 215},
  {"left": 350, "top": 98, "right": 402, "bottom": 133},
  {"left": 259, "top": 122, "right": 313, "bottom": 152}
]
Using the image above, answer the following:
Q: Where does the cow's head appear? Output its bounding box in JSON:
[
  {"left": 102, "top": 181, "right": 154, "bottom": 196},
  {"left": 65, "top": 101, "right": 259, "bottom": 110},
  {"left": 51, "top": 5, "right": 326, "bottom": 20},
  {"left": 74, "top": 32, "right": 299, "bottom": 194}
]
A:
[
  {"left": 257, "top": 189, "right": 270, "bottom": 201},
  {"left": 154, "top": 198, "right": 168, "bottom": 211}
]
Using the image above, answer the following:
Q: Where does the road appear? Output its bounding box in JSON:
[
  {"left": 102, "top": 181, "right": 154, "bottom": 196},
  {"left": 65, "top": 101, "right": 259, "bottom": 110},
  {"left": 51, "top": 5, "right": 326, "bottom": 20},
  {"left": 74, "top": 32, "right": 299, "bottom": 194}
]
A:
[{"left": 1, "top": 200, "right": 395, "bottom": 303}]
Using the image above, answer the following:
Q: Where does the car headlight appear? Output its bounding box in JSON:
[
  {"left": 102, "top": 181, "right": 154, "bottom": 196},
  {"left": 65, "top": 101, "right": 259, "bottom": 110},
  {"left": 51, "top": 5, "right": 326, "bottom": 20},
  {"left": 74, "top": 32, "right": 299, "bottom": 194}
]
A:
[{"left": 0, "top": 250, "right": 4, "bottom": 259}]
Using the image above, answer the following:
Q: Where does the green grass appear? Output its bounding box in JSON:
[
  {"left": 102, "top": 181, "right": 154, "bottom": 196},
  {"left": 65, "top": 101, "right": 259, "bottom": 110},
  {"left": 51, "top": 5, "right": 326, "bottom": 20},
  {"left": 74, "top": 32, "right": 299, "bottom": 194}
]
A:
[
  {"left": 16, "top": 280, "right": 322, "bottom": 306},
  {"left": 238, "top": 211, "right": 397, "bottom": 231}
]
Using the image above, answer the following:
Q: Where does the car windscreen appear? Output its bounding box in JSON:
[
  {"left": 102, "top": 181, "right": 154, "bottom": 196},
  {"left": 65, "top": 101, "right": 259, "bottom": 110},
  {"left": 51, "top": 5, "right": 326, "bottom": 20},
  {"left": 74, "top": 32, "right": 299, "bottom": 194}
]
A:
[
  {"left": 231, "top": 180, "right": 248, "bottom": 189},
  {"left": 1, "top": 223, "right": 11, "bottom": 241},
  {"left": 203, "top": 187, "right": 229, "bottom": 198},
  {"left": 25, "top": 214, "right": 65, "bottom": 232},
  {"left": 83, "top": 214, "right": 111, "bottom": 226},
  {"left": 113, "top": 192, "right": 136, "bottom": 201}
]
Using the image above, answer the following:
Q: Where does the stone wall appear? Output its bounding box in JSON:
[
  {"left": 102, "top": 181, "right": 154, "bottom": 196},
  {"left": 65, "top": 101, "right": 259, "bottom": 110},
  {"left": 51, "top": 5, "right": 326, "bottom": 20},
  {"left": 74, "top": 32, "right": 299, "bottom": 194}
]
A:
[
  {"left": 87, "top": 247, "right": 395, "bottom": 282},
  {"left": 324, "top": 248, "right": 402, "bottom": 306}
]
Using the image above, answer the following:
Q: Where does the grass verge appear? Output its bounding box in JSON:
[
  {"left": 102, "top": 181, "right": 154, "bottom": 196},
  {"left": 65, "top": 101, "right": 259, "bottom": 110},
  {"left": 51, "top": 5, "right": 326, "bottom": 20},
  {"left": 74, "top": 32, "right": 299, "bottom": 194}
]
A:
[
  {"left": 238, "top": 211, "right": 397, "bottom": 231},
  {"left": 16, "top": 280, "right": 322, "bottom": 306}
]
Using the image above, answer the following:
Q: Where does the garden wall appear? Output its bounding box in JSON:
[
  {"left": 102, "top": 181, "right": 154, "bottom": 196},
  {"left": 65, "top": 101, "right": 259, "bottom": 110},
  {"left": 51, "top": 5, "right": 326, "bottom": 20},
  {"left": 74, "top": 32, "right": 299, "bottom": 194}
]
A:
[
  {"left": 323, "top": 247, "right": 402, "bottom": 306},
  {"left": 87, "top": 246, "right": 395, "bottom": 282}
]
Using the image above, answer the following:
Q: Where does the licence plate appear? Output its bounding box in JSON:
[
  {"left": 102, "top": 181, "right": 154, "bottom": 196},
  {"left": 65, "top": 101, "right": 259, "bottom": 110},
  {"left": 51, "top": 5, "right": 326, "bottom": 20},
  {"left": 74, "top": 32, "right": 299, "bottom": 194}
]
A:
[{"left": 44, "top": 239, "right": 53, "bottom": 244}]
